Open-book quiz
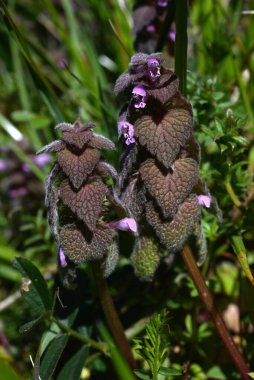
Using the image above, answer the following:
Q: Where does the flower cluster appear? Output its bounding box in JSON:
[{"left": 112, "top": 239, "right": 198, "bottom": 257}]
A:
[
  {"left": 38, "top": 120, "right": 136, "bottom": 283},
  {"left": 132, "top": 0, "right": 175, "bottom": 54},
  {"left": 115, "top": 53, "right": 211, "bottom": 280}
]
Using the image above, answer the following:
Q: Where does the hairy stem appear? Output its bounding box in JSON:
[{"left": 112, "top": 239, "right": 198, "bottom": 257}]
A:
[
  {"left": 175, "top": 0, "right": 188, "bottom": 95},
  {"left": 181, "top": 245, "right": 250, "bottom": 379},
  {"left": 93, "top": 264, "right": 135, "bottom": 369}
]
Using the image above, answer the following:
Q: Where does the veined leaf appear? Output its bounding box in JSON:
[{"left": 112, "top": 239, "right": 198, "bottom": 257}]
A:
[
  {"left": 13, "top": 257, "right": 52, "bottom": 314},
  {"left": 38, "top": 334, "right": 69, "bottom": 380}
]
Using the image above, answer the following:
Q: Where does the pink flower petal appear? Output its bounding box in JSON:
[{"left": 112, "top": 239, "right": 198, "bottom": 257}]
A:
[
  {"left": 197, "top": 195, "right": 211, "bottom": 208},
  {"left": 33, "top": 153, "right": 51, "bottom": 167},
  {"left": 8, "top": 187, "right": 28, "bottom": 198},
  {"left": 59, "top": 248, "right": 67, "bottom": 267},
  {"left": 0, "top": 159, "right": 7, "bottom": 172},
  {"left": 107, "top": 217, "right": 137, "bottom": 233},
  {"left": 132, "top": 85, "right": 146, "bottom": 97}
]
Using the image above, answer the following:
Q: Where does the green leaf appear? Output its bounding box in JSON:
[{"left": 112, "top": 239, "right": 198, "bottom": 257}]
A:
[
  {"left": 98, "top": 324, "right": 135, "bottom": 380},
  {"left": 0, "top": 359, "right": 22, "bottom": 380},
  {"left": 133, "top": 369, "right": 152, "bottom": 380},
  {"left": 206, "top": 365, "right": 227, "bottom": 379},
  {"left": 0, "top": 264, "right": 21, "bottom": 282},
  {"left": 248, "top": 373, "right": 254, "bottom": 379},
  {"left": 13, "top": 257, "right": 52, "bottom": 314},
  {"left": 231, "top": 236, "right": 254, "bottom": 286},
  {"left": 158, "top": 366, "right": 182, "bottom": 376},
  {"left": 38, "top": 334, "right": 69, "bottom": 380},
  {"left": 19, "top": 313, "right": 48, "bottom": 334},
  {"left": 0, "top": 245, "right": 21, "bottom": 262},
  {"left": 56, "top": 346, "right": 88, "bottom": 380}
]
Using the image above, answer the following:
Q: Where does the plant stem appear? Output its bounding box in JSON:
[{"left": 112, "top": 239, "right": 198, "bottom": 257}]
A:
[
  {"left": 181, "top": 245, "right": 250, "bottom": 380},
  {"left": 225, "top": 179, "right": 242, "bottom": 208},
  {"left": 51, "top": 316, "right": 107, "bottom": 353},
  {"left": 93, "top": 264, "right": 135, "bottom": 370},
  {"left": 175, "top": 0, "right": 188, "bottom": 96}
]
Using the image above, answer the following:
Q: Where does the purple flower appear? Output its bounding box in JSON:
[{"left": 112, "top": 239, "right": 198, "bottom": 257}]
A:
[
  {"left": 59, "top": 247, "right": 68, "bottom": 267},
  {"left": 107, "top": 217, "right": 137, "bottom": 233},
  {"left": 157, "top": 0, "right": 168, "bottom": 7},
  {"left": 147, "top": 58, "right": 161, "bottom": 82},
  {"left": 197, "top": 195, "right": 211, "bottom": 208},
  {"left": 33, "top": 153, "right": 51, "bottom": 167},
  {"left": 57, "top": 59, "right": 67, "bottom": 69},
  {"left": 132, "top": 85, "right": 147, "bottom": 109},
  {"left": 118, "top": 121, "right": 135, "bottom": 145},
  {"left": 8, "top": 187, "right": 28, "bottom": 198},
  {"left": 21, "top": 163, "right": 31, "bottom": 173},
  {"left": 0, "top": 159, "right": 8, "bottom": 172},
  {"left": 146, "top": 24, "right": 156, "bottom": 33},
  {"left": 22, "top": 154, "right": 51, "bottom": 174},
  {"left": 169, "top": 31, "right": 176, "bottom": 42}
]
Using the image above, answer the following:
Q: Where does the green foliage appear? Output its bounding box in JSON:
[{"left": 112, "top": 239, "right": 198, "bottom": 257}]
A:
[
  {"left": 13, "top": 257, "right": 52, "bottom": 314},
  {"left": 133, "top": 310, "right": 181, "bottom": 379}
]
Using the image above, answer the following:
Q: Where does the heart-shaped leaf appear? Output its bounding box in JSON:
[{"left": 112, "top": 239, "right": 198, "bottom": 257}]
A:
[
  {"left": 145, "top": 73, "right": 179, "bottom": 104},
  {"left": 146, "top": 195, "right": 200, "bottom": 252},
  {"left": 57, "top": 121, "right": 94, "bottom": 149},
  {"left": 135, "top": 108, "right": 193, "bottom": 168},
  {"left": 140, "top": 158, "right": 199, "bottom": 217},
  {"left": 60, "top": 224, "right": 115, "bottom": 264},
  {"left": 57, "top": 147, "right": 100, "bottom": 189},
  {"left": 59, "top": 178, "right": 108, "bottom": 231}
]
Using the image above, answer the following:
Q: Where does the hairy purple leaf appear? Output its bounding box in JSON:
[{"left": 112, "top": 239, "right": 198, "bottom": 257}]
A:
[
  {"left": 121, "top": 178, "right": 145, "bottom": 218},
  {"left": 118, "top": 144, "right": 138, "bottom": 191},
  {"left": 59, "top": 178, "right": 108, "bottom": 231},
  {"left": 101, "top": 241, "right": 119, "bottom": 278},
  {"left": 96, "top": 161, "right": 118, "bottom": 178},
  {"left": 57, "top": 147, "right": 100, "bottom": 189},
  {"left": 88, "top": 134, "right": 115, "bottom": 150},
  {"left": 37, "top": 140, "right": 66, "bottom": 155},
  {"left": 60, "top": 224, "right": 115, "bottom": 264},
  {"left": 56, "top": 121, "right": 95, "bottom": 149},
  {"left": 140, "top": 158, "right": 199, "bottom": 217},
  {"left": 146, "top": 195, "right": 200, "bottom": 252},
  {"left": 135, "top": 108, "right": 193, "bottom": 168}
]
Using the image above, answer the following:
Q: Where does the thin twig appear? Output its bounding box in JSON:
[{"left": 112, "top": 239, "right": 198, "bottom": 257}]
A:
[{"left": 181, "top": 245, "right": 250, "bottom": 380}]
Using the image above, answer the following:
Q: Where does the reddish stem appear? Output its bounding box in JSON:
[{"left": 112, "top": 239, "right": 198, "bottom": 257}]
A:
[
  {"left": 181, "top": 245, "right": 250, "bottom": 380},
  {"left": 93, "top": 264, "right": 135, "bottom": 369}
]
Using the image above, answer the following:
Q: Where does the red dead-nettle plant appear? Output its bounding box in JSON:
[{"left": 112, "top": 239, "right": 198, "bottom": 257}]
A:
[
  {"left": 38, "top": 120, "right": 136, "bottom": 286},
  {"left": 115, "top": 53, "right": 210, "bottom": 280}
]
